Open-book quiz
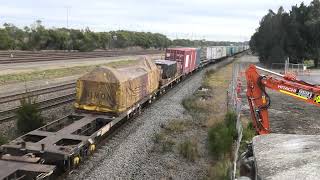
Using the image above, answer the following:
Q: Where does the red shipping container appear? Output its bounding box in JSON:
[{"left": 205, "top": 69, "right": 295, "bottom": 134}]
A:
[{"left": 165, "top": 48, "right": 196, "bottom": 75}]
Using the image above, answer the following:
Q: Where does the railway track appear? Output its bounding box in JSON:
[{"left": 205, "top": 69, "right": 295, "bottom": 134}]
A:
[
  {"left": 0, "top": 92, "right": 75, "bottom": 122},
  {"left": 0, "top": 82, "right": 75, "bottom": 104},
  {"left": 0, "top": 50, "right": 162, "bottom": 64}
]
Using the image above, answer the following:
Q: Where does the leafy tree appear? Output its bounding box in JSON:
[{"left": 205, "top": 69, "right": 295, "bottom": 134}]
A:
[{"left": 250, "top": 0, "right": 320, "bottom": 67}]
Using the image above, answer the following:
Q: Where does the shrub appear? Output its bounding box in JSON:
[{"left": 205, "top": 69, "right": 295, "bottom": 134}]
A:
[
  {"left": 178, "top": 139, "right": 198, "bottom": 161},
  {"left": 242, "top": 122, "right": 255, "bottom": 142},
  {"left": 224, "top": 111, "right": 238, "bottom": 140},
  {"left": 208, "top": 111, "right": 237, "bottom": 158},
  {"left": 0, "top": 135, "right": 8, "bottom": 145},
  {"left": 208, "top": 123, "right": 233, "bottom": 158},
  {"left": 16, "top": 97, "right": 44, "bottom": 134}
]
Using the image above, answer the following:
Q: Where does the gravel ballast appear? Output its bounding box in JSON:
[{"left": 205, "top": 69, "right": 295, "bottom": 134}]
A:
[{"left": 67, "top": 57, "right": 236, "bottom": 180}]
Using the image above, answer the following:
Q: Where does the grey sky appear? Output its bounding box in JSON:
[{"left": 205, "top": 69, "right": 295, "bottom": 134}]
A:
[{"left": 0, "top": 0, "right": 313, "bottom": 41}]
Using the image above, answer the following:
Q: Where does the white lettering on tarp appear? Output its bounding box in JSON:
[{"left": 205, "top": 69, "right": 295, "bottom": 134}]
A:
[{"left": 278, "top": 85, "right": 297, "bottom": 93}]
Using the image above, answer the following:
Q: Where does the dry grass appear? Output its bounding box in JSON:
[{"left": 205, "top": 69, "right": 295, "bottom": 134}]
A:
[
  {"left": 178, "top": 139, "right": 199, "bottom": 162},
  {"left": 163, "top": 119, "right": 189, "bottom": 133},
  {"left": 207, "top": 159, "right": 231, "bottom": 180},
  {"left": 152, "top": 131, "right": 175, "bottom": 153},
  {"left": 203, "top": 64, "right": 234, "bottom": 127},
  {"left": 0, "top": 59, "right": 138, "bottom": 85}
]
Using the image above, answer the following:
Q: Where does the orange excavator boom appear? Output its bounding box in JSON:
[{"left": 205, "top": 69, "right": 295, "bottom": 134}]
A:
[{"left": 245, "top": 64, "right": 320, "bottom": 134}]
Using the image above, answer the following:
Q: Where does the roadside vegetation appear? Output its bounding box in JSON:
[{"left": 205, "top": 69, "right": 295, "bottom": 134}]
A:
[
  {"left": 250, "top": 0, "right": 320, "bottom": 67},
  {"left": 0, "top": 20, "right": 242, "bottom": 52},
  {"left": 183, "top": 64, "right": 237, "bottom": 179},
  {"left": 0, "top": 135, "right": 8, "bottom": 145},
  {"left": 151, "top": 63, "right": 237, "bottom": 179},
  {"left": 16, "top": 97, "right": 44, "bottom": 134}
]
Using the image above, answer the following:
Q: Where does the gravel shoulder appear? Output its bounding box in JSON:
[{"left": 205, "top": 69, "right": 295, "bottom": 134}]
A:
[
  {"left": 66, "top": 56, "right": 237, "bottom": 180},
  {"left": 0, "top": 54, "right": 162, "bottom": 75}
]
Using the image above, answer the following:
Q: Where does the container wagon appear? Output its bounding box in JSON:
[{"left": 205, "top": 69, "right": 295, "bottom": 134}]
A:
[
  {"left": 165, "top": 48, "right": 197, "bottom": 75},
  {"left": 0, "top": 46, "right": 248, "bottom": 179}
]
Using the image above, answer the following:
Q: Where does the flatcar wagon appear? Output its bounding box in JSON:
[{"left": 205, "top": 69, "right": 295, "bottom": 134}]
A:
[{"left": 0, "top": 46, "right": 249, "bottom": 179}]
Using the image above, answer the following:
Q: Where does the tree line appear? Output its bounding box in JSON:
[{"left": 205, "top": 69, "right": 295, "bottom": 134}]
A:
[
  {"left": 250, "top": 0, "right": 320, "bottom": 67},
  {"left": 0, "top": 20, "right": 243, "bottom": 52},
  {"left": 0, "top": 20, "right": 171, "bottom": 51}
]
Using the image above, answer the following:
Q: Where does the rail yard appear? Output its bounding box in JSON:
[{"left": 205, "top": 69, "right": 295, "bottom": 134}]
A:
[{"left": 0, "top": 46, "right": 249, "bottom": 179}]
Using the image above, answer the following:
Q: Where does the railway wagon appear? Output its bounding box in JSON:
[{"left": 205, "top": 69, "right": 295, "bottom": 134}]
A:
[
  {"left": 165, "top": 48, "right": 197, "bottom": 75},
  {"left": 74, "top": 57, "right": 160, "bottom": 114},
  {"left": 0, "top": 47, "right": 249, "bottom": 179},
  {"left": 206, "top": 46, "right": 227, "bottom": 60}
]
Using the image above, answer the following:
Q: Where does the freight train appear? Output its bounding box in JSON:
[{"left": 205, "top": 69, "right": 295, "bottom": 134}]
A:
[{"left": 0, "top": 45, "right": 248, "bottom": 180}]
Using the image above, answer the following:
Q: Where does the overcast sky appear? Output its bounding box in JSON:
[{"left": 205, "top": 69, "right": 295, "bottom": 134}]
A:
[{"left": 0, "top": 0, "right": 313, "bottom": 41}]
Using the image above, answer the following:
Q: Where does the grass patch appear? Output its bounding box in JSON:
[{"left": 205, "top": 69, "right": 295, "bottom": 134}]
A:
[
  {"left": 208, "top": 159, "right": 231, "bottom": 180},
  {"left": 152, "top": 132, "right": 175, "bottom": 153},
  {"left": 106, "top": 59, "right": 136, "bottom": 67},
  {"left": 178, "top": 139, "right": 198, "bottom": 162},
  {"left": 0, "top": 135, "right": 8, "bottom": 145},
  {"left": 0, "top": 59, "right": 137, "bottom": 85},
  {"left": 208, "top": 111, "right": 237, "bottom": 159},
  {"left": 164, "top": 119, "right": 189, "bottom": 133}
]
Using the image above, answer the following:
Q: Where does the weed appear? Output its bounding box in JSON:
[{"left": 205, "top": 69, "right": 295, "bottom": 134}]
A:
[
  {"left": 240, "top": 122, "right": 256, "bottom": 152},
  {"left": 161, "top": 139, "right": 175, "bottom": 152},
  {"left": 208, "top": 159, "right": 231, "bottom": 180},
  {"left": 152, "top": 132, "right": 175, "bottom": 153},
  {"left": 0, "top": 135, "right": 8, "bottom": 145},
  {"left": 178, "top": 139, "right": 198, "bottom": 161},
  {"left": 164, "top": 120, "right": 188, "bottom": 133},
  {"left": 153, "top": 132, "right": 165, "bottom": 144},
  {"left": 16, "top": 97, "right": 44, "bottom": 134},
  {"left": 208, "top": 111, "right": 237, "bottom": 159}
]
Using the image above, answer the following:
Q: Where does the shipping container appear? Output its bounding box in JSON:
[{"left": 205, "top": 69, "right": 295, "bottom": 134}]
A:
[
  {"left": 75, "top": 57, "right": 160, "bottom": 114},
  {"left": 165, "top": 48, "right": 197, "bottom": 74},
  {"left": 155, "top": 60, "right": 177, "bottom": 79}
]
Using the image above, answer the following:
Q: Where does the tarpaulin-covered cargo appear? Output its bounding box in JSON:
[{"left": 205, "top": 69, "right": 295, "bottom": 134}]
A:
[
  {"left": 165, "top": 48, "right": 196, "bottom": 75},
  {"left": 74, "top": 57, "right": 160, "bottom": 114},
  {"left": 155, "top": 60, "right": 177, "bottom": 79}
]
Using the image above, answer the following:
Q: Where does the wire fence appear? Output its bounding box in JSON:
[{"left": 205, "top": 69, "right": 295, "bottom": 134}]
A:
[
  {"left": 271, "top": 63, "right": 309, "bottom": 75},
  {"left": 227, "top": 62, "right": 249, "bottom": 180}
]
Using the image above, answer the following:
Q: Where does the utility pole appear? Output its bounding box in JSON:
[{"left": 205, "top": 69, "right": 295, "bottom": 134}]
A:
[{"left": 66, "top": 6, "right": 70, "bottom": 29}]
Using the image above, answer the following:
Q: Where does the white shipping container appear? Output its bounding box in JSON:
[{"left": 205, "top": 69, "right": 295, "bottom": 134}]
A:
[{"left": 206, "top": 47, "right": 212, "bottom": 60}]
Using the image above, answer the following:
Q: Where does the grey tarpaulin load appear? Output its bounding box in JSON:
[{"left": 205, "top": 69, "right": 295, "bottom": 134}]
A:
[{"left": 155, "top": 59, "right": 177, "bottom": 79}]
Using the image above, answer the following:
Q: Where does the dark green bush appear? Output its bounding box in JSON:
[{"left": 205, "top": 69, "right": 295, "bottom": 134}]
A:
[
  {"left": 16, "top": 98, "right": 44, "bottom": 134},
  {"left": 208, "top": 111, "right": 237, "bottom": 158}
]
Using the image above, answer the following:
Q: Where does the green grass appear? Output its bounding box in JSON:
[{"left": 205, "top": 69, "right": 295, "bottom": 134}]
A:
[{"left": 0, "top": 59, "right": 137, "bottom": 85}]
